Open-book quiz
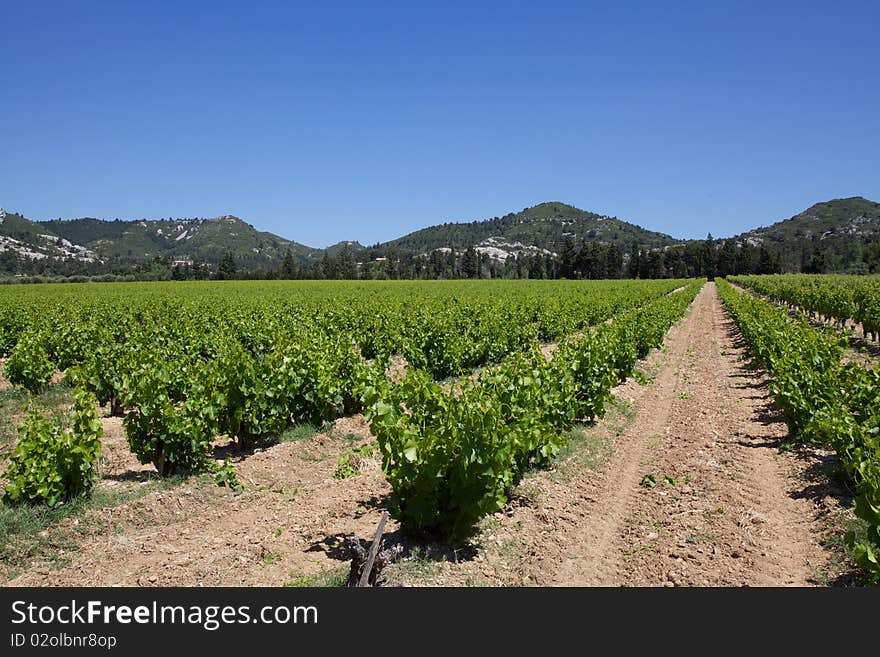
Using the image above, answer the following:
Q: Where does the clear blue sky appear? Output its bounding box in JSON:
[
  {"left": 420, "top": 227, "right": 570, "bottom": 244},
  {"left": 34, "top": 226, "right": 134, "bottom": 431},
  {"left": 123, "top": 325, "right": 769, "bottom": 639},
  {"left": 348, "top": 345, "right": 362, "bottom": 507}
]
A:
[{"left": 2, "top": 0, "right": 878, "bottom": 247}]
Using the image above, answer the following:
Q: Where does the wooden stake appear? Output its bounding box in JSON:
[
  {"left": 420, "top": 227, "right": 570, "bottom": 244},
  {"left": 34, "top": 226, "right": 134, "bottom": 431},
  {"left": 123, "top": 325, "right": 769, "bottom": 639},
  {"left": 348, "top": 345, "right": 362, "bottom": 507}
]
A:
[{"left": 358, "top": 510, "right": 389, "bottom": 587}]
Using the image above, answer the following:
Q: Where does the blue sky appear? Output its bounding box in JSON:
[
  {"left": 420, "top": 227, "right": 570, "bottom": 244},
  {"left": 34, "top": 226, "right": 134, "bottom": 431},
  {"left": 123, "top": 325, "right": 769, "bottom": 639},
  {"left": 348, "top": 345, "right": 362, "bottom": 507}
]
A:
[{"left": 2, "top": 1, "right": 878, "bottom": 247}]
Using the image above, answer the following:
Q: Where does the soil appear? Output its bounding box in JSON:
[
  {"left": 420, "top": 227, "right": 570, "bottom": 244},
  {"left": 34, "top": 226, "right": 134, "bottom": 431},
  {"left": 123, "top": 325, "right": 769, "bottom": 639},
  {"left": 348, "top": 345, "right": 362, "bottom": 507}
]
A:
[
  {"left": 3, "top": 283, "right": 849, "bottom": 587},
  {"left": 556, "top": 282, "right": 829, "bottom": 585},
  {"left": 0, "top": 358, "right": 10, "bottom": 391}
]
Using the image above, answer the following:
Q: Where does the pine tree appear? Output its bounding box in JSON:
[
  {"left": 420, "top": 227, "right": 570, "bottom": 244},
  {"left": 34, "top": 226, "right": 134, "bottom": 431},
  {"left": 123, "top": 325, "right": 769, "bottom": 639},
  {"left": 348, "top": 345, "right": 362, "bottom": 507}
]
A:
[
  {"left": 757, "top": 245, "right": 780, "bottom": 274},
  {"left": 320, "top": 252, "right": 335, "bottom": 279},
  {"left": 717, "top": 239, "right": 737, "bottom": 277},
  {"left": 281, "top": 249, "right": 298, "bottom": 279},
  {"left": 560, "top": 237, "right": 577, "bottom": 278},
  {"left": 461, "top": 247, "right": 480, "bottom": 278},
  {"left": 528, "top": 255, "right": 545, "bottom": 279},
  {"left": 628, "top": 243, "right": 641, "bottom": 278},
  {"left": 703, "top": 233, "right": 717, "bottom": 280},
  {"left": 218, "top": 250, "right": 237, "bottom": 280},
  {"left": 338, "top": 244, "right": 357, "bottom": 279}
]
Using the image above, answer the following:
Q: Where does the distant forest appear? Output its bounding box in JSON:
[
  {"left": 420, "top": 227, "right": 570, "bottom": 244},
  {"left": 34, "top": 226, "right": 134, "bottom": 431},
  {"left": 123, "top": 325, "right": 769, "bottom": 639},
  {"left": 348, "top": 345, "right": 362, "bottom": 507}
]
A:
[{"left": 6, "top": 233, "right": 878, "bottom": 284}]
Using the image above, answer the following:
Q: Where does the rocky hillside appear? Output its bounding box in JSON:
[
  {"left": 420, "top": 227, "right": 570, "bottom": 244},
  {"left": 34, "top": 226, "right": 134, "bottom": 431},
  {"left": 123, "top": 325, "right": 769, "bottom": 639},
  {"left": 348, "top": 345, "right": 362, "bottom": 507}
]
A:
[
  {"left": 42, "top": 215, "right": 316, "bottom": 269},
  {"left": 372, "top": 201, "right": 682, "bottom": 260},
  {"left": 734, "top": 197, "right": 880, "bottom": 272},
  {"left": 739, "top": 197, "right": 880, "bottom": 244},
  {"left": 0, "top": 209, "right": 100, "bottom": 263}
]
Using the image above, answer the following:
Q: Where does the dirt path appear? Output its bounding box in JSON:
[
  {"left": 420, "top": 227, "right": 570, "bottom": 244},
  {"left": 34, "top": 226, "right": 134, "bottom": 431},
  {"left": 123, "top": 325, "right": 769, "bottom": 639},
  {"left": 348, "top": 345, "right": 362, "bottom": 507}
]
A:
[{"left": 576, "top": 282, "right": 828, "bottom": 585}]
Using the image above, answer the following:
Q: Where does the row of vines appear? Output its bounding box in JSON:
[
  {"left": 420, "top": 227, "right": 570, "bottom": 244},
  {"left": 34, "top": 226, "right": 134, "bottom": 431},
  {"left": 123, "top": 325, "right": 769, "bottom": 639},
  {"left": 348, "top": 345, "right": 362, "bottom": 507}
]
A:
[
  {"left": 717, "top": 279, "right": 880, "bottom": 581},
  {"left": 730, "top": 273, "right": 880, "bottom": 341}
]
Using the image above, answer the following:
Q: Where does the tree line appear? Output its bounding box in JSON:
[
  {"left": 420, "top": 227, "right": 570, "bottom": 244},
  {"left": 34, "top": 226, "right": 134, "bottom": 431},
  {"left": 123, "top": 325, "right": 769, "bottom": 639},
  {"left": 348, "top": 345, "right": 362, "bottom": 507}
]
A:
[
  {"left": 178, "top": 236, "right": 789, "bottom": 281},
  {"left": 4, "top": 233, "right": 879, "bottom": 284}
]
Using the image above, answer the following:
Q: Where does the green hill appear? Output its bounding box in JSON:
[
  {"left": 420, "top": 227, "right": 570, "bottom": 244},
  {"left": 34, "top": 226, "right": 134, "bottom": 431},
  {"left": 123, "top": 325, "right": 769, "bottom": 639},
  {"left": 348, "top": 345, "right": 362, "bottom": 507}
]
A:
[
  {"left": 322, "top": 240, "right": 366, "bottom": 258},
  {"left": 736, "top": 196, "right": 880, "bottom": 272},
  {"left": 0, "top": 209, "right": 99, "bottom": 264},
  {"left": 43, "top": 215, "right": 318, "bottom": 269},
  {"left": 375, "top": 202, "right": 681, "bottom": 257}
]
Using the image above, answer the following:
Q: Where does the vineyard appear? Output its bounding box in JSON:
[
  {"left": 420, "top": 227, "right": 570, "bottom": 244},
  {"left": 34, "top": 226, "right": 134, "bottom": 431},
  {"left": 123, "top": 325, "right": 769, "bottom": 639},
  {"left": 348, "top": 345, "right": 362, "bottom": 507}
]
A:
[
  {"left": 729, "top": 274, "right": 880, "bottom": 342},
  {"left": 717, "top": 280, "right": 880, "bottom": 580},
  {"left": 0, "top": 276, "right": 877, "bottom": 586}
]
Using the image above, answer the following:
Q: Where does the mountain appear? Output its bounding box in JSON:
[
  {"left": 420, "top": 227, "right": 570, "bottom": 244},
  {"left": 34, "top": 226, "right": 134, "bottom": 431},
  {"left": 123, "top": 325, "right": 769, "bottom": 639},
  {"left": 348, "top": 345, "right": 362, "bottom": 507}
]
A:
[
  {"left": 2, "top": 197, "right": 879, "bottom": 279},
  {"left": 0, "top": 201, "right": 682, "bottom": 276},
  {"left": 373, "top": 202, "right": 682, "bottom": 261},
  {"left": 734, "top": 196, "right": 880, "bottom": 272},
  {"left": 323, "top": 240, "right": 366, "bottom": 258},
  {"left": 41, "top": 215, "right": 317, "bottom": 269},
  {"left": 0, "top": 209, "right": 100, "bottom": 263}
]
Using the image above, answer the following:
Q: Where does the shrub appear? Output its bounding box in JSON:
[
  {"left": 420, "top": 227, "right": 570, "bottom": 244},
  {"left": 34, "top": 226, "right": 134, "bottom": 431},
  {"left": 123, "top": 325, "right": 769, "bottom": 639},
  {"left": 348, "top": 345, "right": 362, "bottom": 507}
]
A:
[
  {"left": 122, "top": 359, "right": 219, "bottom": 476},
  {"left": 3, "top": 389, "right": 103, "bottom": 506},
  {"left": 4, "top": 332, "right": 55, "bottom": 393}
]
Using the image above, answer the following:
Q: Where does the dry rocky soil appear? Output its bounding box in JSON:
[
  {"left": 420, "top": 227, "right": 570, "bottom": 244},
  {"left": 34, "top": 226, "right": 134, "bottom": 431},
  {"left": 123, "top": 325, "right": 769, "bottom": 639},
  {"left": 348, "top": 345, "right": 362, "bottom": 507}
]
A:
[{"left": 1, "top": 283, "right": 860, "bottom": 586}]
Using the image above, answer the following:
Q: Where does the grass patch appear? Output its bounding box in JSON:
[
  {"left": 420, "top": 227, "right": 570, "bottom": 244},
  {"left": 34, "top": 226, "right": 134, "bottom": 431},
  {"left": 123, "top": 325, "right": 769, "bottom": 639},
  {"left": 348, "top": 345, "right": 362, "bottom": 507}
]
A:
[
  {"left": 298, "top": 451, "right": 333, "bottom": 463},
  {"left": 333, "top": 431, "right": 366, "bottom": 445},
  {"left": 334, "top": 443, "right": 377, "bottom": 479},
  {"left": 552, "top": 425, "right": 611, "bottom": 477},
  {"left": 821, "top": 509, "right": 876, "bottom": 587},
  {"left": 509, "top": 482, "right": 543, "bottom": 507},
  {"left": 285, "top": 565, "right": 348, "bottom": 587},
  {"left": 260, "top": 552, "right": 283, "bottom": 566},
  {"left": 684, "top": 532, "right": 717, "bottom": 544},
  {"left": 267, "top": 485, "right": 299, "bottom": 498},
  {"left": 0, "top": 388, "right": 28, "bottom": 405},
  {"left": 550, "top": 397, "right": 633, "bottom": 482},
  {"left": 384, "top": 547, "right": 438, "bottom": 585},
  {"left": 0, "top": 474, "right": 188, "bottom": 579},
  {"left": 634, "top": 363, "right": 658, "bottom": 385},
  {"left": 274, "top": 423, "right": 323, "bottom": 443}
]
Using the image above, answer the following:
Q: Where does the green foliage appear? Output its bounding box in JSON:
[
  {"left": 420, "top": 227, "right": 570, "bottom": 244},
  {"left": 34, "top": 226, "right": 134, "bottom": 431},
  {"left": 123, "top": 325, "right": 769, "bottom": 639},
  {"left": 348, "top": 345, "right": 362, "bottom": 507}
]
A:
[
  {"left": 851, "top": 485, "right": 880, "bottom": 581},
  {"left": 334, "top": 443, "right": 377, "bottom": 479},
  {"left": 4, "top": 196, "right": 880, "bottom": 280},
  {"left": 0, "top": 277, "right": 699, "bottom": 538},
  {"left": 731, "top": 273, "right": 880, "bottom": 339},
  {"left": 366, "top": 282, "right": 701, "bottom": 540},
  {"left": 4, "top": 332, "right": 55, "bottom": 393},
  {"left": 366, "top": 368, "right": 527, "bottom": 540},
  {"left": 213, "top": 459, "right": 244, "bottom": 493},
  {"left": 3, "top": 390, "right": 103, "bottom": 507},
  {"left": 217, "top": 250, "right": 237, "bottom": 280},
  {"left": 42, "top": 215, "right": 317, "bottom": 270},
  {"left": 382, "top": 201, "right": 680, "bottom": 255},
  {"left": 736, "top": 197, "right": 880, "bottom": 273},
  {"left": 121, "top": 357, "right": 220, "bottom": 476}
]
